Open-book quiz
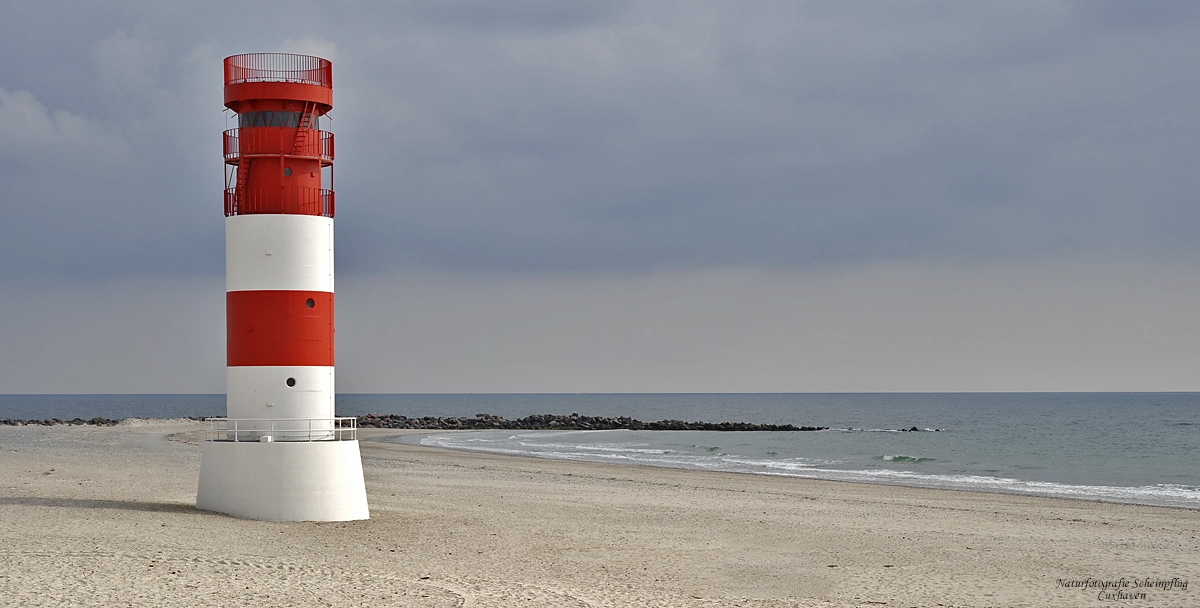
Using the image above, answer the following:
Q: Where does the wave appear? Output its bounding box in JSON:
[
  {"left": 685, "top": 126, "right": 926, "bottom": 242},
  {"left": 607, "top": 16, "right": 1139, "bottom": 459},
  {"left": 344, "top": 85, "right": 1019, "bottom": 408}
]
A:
[
  {"left": 406, "top": 431, "right": 1200, "bottom": 510},
  {"left": 878, "top": 455, "right": 937, "bottom": 463},
  {"left": 799, "top": 469, "right": 1200, "bottom": 509}
]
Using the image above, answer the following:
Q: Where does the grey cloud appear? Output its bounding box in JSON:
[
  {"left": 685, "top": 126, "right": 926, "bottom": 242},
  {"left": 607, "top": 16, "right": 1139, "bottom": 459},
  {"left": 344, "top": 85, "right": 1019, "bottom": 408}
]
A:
[
  {"left": 2, "top": 1, "right": 1200, "bottom": 280},
  {"left": 399, "top": 0, "right": 626, "bottom": 30}
]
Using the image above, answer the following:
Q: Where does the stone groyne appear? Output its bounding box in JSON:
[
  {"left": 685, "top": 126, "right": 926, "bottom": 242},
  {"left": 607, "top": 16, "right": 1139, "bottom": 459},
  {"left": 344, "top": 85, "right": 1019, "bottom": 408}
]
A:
[{"left": 1, "top": 413, "right": 827, "bottom": 432}]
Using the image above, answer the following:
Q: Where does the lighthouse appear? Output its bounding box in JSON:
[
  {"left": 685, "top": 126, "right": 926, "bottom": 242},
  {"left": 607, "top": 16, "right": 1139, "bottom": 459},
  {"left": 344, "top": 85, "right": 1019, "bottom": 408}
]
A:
[{"left": 196, "top": 53, "right": 369, "bottom": 521}]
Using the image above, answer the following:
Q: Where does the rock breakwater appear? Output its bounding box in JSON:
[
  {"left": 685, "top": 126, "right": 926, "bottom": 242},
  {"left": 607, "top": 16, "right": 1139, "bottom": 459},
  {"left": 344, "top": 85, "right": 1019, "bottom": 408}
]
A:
[
  {"left": 356, "top": 412, "right": 827, "bottom": 432},
  {"left": 1, "top": 413, "right": 827, "bottom": 432}
]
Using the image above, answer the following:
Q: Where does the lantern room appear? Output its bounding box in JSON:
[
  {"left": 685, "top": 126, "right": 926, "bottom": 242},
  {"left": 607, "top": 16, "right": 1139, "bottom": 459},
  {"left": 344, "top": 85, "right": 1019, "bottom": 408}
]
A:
[{"left": 222, "top": 53, "right": 335, "bottom": 217}]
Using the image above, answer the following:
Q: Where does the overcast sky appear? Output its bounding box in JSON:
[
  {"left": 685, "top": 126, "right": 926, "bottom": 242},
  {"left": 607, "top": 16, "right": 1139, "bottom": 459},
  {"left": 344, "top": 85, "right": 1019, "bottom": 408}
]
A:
[{"left": 2, "top": 1, "right": 1199, "bottom": 393}]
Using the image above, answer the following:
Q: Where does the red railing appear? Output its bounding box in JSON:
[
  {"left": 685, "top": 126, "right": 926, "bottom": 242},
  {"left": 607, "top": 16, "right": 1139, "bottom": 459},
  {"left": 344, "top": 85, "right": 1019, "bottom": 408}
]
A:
[
  {"left": 225, "top": 187, "right": 334, "bottom": 218},
  {"left": 224, "top": 53, "right": 332, "bottom": 88},
  {"left": 224, "top": 128, "right": 334, "bottom": 164}
]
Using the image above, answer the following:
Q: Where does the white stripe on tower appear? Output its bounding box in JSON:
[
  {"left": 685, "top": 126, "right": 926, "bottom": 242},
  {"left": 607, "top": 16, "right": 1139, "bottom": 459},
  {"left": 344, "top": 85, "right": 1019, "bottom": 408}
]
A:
[
  {"left": 226, "top": 214, "right": 333, "bottom": 293},
  {"left": 226, "top": 214, "right": 334, "bottom": 422}
]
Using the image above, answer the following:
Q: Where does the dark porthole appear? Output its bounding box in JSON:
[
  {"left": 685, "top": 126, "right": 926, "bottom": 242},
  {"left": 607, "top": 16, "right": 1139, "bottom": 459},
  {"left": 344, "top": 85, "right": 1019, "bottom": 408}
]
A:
[
  {"left": 284, "top": 166, "right": 292, "bottom": 177},
  {"left": 305, "top": 298, "right": 315, "bottom": 308},
  {"left": 286, "top": 377, "right": 296, "bottom": 387}
]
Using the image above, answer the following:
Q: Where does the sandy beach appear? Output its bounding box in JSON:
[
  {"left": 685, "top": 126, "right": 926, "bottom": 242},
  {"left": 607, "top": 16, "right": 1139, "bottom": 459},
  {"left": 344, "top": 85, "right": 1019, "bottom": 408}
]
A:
[{"left": 1, "top": 421, "right": 1196, "bottom": 607}]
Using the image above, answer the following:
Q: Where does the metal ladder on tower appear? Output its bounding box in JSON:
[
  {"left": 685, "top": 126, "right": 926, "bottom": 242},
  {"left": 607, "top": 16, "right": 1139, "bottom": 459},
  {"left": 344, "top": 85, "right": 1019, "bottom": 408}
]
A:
[
  {"left": 234, "top": 158, "right": 251, "bottom": 214},
  {"left": 291, "top": 101, "right": 315, "bottom": 156}
]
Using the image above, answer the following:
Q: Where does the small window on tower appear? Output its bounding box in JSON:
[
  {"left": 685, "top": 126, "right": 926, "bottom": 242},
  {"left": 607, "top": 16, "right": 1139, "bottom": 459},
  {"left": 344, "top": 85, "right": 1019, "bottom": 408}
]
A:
[
  {"left": 284, "top": 166, "right": 292, "bottom": 177},
  {"left": 286, "top": 377, "right": 296, "bottom": 387},
  {"left": 305, "top": 298, "right": 315, "bottom": 308}
]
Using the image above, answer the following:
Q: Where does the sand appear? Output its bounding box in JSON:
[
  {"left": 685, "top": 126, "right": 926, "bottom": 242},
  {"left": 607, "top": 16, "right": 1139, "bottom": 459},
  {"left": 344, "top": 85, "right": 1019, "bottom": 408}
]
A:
[{"left": 0, "top": 422, "right": 1196, "bottom": 607}]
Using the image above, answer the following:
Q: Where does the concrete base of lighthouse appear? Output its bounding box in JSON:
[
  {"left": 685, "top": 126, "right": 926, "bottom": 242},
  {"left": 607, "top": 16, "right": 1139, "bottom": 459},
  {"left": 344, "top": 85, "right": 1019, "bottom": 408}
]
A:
[{"left": 196, "top": 440, "right": 369, "bottom": 521}]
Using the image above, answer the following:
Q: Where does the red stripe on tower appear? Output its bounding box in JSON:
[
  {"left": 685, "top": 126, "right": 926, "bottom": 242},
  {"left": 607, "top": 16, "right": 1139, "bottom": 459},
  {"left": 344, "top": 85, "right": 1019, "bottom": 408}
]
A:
[{"left": 227, "top": 291, "right": 334, "bottom": 367}]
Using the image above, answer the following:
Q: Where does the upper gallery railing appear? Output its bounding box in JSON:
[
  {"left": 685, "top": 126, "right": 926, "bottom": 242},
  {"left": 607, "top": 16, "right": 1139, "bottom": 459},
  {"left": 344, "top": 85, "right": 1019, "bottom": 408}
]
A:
[{"left": 224, "top": 53, "right": 332, "bottom": 88}]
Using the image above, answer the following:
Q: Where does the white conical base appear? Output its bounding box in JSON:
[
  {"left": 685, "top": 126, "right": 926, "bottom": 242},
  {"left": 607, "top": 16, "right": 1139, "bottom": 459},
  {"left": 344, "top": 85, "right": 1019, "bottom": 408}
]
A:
[{"left": 197, "top": 440, "right": 369, "bottom": 521}]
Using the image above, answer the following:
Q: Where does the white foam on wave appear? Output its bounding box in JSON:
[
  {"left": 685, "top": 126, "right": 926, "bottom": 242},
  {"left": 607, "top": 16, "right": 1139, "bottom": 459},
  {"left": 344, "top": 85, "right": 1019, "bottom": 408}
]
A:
[
  {"left": 412, "top": 431, "right": 1200, "bottom": 509},
  {"left": 789, "top": 467, "right": 1200, "bottom": 508}
]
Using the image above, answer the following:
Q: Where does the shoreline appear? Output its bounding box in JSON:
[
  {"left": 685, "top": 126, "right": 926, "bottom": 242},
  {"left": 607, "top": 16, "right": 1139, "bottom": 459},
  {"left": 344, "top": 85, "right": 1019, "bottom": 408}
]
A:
[
  {"left": 378, "top": 428, "right": 1200, "bottom": 512},
  {"left": 361, "top": 428, "right": 1195, "bottom": 511},
  {"left": 3, "top": 417, "right": 1192, "bottom": 510},
  {"left": 2, "top": 421, "right": 1197, "bottom": 607}
]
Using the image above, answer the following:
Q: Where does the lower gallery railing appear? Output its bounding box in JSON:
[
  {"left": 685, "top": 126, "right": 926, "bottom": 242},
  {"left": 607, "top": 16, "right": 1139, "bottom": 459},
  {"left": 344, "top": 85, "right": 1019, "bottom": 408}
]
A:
[
  {"left": 223, "top": 187, "right": 335, "bottom": 217},
  {"left": 204, "top": 417, "right": 357, "bottom": 442}
]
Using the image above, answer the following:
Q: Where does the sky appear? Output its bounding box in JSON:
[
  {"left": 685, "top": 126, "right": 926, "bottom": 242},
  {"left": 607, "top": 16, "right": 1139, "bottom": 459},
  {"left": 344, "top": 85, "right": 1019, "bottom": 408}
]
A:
[{"left": 2, "top": 1, "right": 1199, "bottom": 393}]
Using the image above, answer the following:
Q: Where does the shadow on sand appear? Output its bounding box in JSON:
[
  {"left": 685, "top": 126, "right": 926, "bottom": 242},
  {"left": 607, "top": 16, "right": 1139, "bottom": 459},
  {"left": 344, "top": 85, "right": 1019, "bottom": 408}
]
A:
[{"left": 0, "top": 496, "right": 199, "bottom": 514}]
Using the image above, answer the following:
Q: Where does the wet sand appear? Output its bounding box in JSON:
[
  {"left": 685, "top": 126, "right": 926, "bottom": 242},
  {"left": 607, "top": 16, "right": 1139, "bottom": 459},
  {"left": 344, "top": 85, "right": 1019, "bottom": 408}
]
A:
[{"left": 0, "top": 421, "right": 1196, "bottom": 607}]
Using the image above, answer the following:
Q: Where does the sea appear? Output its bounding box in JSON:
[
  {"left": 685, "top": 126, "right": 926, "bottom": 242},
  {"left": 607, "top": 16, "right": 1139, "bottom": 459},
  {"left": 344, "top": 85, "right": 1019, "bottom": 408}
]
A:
[{"left": 1, "top": 393, "right": 1196, "bottom": 509}]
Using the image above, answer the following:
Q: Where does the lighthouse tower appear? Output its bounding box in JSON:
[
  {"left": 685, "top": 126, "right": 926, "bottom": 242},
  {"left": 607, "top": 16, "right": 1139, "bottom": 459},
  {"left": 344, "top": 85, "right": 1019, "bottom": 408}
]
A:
[{"left": 196, "top": 53, "right": 369, "bottom": 521}]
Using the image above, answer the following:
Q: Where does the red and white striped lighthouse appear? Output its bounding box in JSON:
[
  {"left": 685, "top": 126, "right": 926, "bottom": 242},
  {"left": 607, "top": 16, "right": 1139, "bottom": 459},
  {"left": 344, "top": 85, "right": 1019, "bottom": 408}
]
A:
[
  {"left": 223, "top": 53, "right": 336, "bottom": 427},
  {"left": 197, "top": 53, "right": 368, "bottom": 521}
]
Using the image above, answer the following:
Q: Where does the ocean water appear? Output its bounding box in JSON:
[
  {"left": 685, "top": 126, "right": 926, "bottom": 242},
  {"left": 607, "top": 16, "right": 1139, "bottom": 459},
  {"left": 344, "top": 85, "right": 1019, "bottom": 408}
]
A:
[
  {"left": 2, "top": 393, "right": 1196, "bottom": 508},
  {"left": 382, "top": 393, "right": 1200, "bottom": 509}
]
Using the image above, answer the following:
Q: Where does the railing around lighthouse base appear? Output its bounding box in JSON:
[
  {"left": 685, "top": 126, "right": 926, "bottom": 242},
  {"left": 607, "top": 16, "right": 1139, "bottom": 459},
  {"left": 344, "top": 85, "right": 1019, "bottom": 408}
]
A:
[{"left": 204, "top": 417, "right": 357, "bottom": 442}]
